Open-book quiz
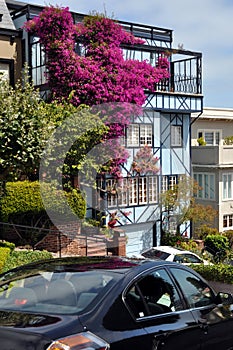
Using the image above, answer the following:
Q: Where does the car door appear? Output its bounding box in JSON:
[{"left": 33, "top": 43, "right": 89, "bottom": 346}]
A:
[
  {"left": 169, "top": 266, "right": 233, "bottom": 350},
  {"left": 124, "top": 267, "right": 202, "bottom": 350}
]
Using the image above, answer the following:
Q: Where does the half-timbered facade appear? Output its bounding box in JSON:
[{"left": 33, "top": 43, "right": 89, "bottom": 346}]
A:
[{"left": 6, "top": 1, "right": 203, "bottom": 255}]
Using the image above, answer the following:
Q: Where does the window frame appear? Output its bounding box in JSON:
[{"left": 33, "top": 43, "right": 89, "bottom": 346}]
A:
[
  {"left": 106, "top": 176, "right": 158, "bottom": 208},
  {"left": 126, "top": 124, "right": 153, "bottom": 147},
  {"left": 222, "top": 173, "right": 233, "bottom": 200},
  {"left": 171, "top": 125, "right": 182, "bottom": 147},
  {"left": 193, "top": 173, "right": 215, "bottom": 200},
  {"left": 197, "top": 130, "right": 221, "bottom": 146},
  {"left": 223, "top": 214, "right": 233, "bottom": 229}
]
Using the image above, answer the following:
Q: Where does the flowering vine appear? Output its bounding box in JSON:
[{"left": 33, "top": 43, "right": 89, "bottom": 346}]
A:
[
  {"left": 24, "top": 7, "right": 169, "bottom": 178},
  {"left": 131, "top": 145, "right": 160, "bottom": 174}
]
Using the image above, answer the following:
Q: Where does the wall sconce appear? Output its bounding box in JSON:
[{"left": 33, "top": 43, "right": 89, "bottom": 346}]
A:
[
  {"left": 0, "top": 14, "right": 3, "bottom": 22},
  {"left": 10, "top": 35, "right": 15, "bottom": 45}
]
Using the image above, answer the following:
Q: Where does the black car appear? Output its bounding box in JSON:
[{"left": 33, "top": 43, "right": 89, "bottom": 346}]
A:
[{"left": 0, "top": 256, "right": 232, "bottom": 350}]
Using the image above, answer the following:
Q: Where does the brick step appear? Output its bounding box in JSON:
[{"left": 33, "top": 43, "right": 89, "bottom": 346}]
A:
[{"left": 86, "top": 240, "right": 107, "bottom": 256}]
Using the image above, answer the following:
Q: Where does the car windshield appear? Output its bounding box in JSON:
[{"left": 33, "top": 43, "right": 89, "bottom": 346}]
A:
[
  {"left": 0, "top": 258, "right": 130, "bottom": 315},
  {"left": 142, "top": 249, "right": 170, "bottom": 260}
]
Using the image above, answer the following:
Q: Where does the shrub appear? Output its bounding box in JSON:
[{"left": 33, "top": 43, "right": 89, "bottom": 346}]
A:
[
  {"left": 0, "top": 181, "right": 86, "bottom": 222},
  {"left": 0, "top": 247, "right": 11, "bottom": 272},
  {"left": 223, "top": 136, "right": 233, "bottom": 145},
  {"left": 2, "top": 249, "right": 53, "bottom": 273},
  {"left": 192, "top": 263, "right": 233, "bottom": 285},
  {"left": 0, "top": 241, "right": 15, "bottom": 252},
  {"left": 204, "top": 234, "right": 230, "bottom": 263}
]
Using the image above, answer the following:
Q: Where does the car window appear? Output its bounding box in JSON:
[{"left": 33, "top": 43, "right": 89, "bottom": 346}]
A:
[
  {"left": 142, "top": 249, "right": 170, "bottom": 260},
  {"left": 174, "top": 254, "right": 202, "bottom": 264},
  {"left": 125, "top": 268, "right": 183, "bottom": 319},
  {"left": 0, "top": 270, "right": 117, "bottom": 315},
  {"left": 170, "top": 267, "right": 215, "bottom": 308}
]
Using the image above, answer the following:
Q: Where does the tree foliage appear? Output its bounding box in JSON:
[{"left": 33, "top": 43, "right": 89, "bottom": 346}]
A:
[
  {"left": 0, "top": 69, "right": 55, "bottom": 181},
  {"left": 0, "top": 69, "right": 108, "bottom": 182},
  {"left": 160, "top": 175, "right": 217, "bottom": 235}
]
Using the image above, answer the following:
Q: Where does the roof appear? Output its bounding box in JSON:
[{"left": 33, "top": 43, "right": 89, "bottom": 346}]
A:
[{"left": 0, "top": 0, "right": 16, "bottom": 30}]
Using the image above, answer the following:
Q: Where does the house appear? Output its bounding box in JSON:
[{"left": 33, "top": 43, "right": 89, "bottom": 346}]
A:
[
  {"left": 191, "top": 107, "right": 233, "bottom": 233},
  {"left": 4, "top": 0, "right": 203, "bottom": 255},
  {"left": 0, "top": 0, "right": 22, "bottom": 84}
]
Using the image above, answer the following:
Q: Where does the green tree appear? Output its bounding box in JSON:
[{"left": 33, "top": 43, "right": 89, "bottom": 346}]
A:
[
  {"left": 0, "top": 69, "right": 108, "bottom": 183},
  {"left": 160, "top": 175, "right": 217, "bottom": 236}
]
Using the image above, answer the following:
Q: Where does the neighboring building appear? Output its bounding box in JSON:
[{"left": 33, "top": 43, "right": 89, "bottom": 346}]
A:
[
  {"left": 191, "top": 107, "right": 233, "bottom": 233},
  {"left": 5, "top": 1, "right": 203, "bottom": 255},
  {"left": 0, "top": 0, "right": 22, "bottom": 84}
]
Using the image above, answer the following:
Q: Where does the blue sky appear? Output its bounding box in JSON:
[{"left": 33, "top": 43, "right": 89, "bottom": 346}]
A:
[{"left": 21, "top": 0, "right": 233, "bottom": 109}]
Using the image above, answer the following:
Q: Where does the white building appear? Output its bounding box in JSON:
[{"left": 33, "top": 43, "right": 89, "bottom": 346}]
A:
[{"left": 191, "top": 107, "right": 233, "bottom": 232}]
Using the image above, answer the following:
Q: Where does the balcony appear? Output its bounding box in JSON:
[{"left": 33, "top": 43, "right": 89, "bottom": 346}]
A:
[
  {"left": 192, "top": 145, "right": 233, "bottom": 167},
  {"left": 10, "top": 4, "right": 203, "bottom": 112}
]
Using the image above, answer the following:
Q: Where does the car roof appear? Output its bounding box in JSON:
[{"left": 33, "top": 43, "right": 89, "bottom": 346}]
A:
[
  {"left": 150, "top": 246, "right": 192, "bottom": 255},
  {"left": 0, "top": 256, "right": 176, "bottom": 280}
]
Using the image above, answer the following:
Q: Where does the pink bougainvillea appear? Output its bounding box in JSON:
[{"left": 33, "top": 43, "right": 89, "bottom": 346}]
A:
[{"left": 24, "top": 6, "right": 169, "bottom": 178}]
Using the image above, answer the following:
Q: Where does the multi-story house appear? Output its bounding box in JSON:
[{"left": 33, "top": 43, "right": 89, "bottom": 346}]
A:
[
  {"left": 0, "top": 0, "right": 21, "bottom": 84},
  {"left": 191, "top": 107, "right": 233, "bottom": 233},
  {"left": 5, "top": 0, "right": 203, "bottom": 255}
]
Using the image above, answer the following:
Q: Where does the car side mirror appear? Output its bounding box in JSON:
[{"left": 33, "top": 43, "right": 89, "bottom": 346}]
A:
[{"left": 215, "top": 292, "right": 233, "bottom": 305}]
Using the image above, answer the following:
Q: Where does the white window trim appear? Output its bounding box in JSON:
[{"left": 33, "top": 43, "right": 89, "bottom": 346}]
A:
[
  {"left": 171, "top": 125, "right": 182, "bottom": 147},
  {"left": 193, "top": 173, "right": 215, "bottom": 200},
  {"left": 222, "top": 173, "right": 233, "bottom": 200},
  {"left": 127, "top": 124, "right": 153, "bottom": 147}
]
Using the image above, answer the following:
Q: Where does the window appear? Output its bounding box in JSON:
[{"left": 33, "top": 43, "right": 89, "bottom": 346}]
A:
[
  {"left": 193, "top": 173, "right": 215, "bottom": 200},
  {"left": 31, "top": 38, "right": 47, "bottom": 86},
  {"left": 170, "top": 267, "right": 215, "bottom": 309},
  {"left": 223, "top": 173, "right": 233, "bottom": 200},
  {"left": 198, "top": 130, "right": 220, "bottom": 146},
  {"left": 125, "top": 268, "right": 182, "bottom": 319},
  {"left": 161, "top": 175, "right": 177, "bottom": 192},
  {"left": 171, "top": 125, "right": 182, "bottom": 147},
  {"left": 0, "top": 59, "right": 14, "bottom": 84},
  {"left": 127, "top": 124, "right": 139, "bottom": 146},
  {"left": 106, "top": 176, "right": 158, "bottom": 208},
  {"left": 223, "top": 214, "right": 233, "bottom": 228},
  {"left": 127, "top": 124, "right": 152, "bottom": 147}
]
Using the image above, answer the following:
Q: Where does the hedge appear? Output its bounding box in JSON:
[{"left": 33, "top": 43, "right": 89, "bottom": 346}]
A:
[
  {"left": 1, "top": 249, "right": 53, "bottom": 273},
  {"left": 0, "top": 247, "right": 11, "bottom": 272},
  {"left": 192, "top": 263, "right": 233, "bottom": 285},
  {"left": 0, "top": 181, "right": 86, "bottom": 221}
]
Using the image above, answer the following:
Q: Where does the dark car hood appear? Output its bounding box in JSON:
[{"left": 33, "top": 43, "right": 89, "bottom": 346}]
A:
[{"left": 0, "top": 310, "right": 83, "bottom": 350}]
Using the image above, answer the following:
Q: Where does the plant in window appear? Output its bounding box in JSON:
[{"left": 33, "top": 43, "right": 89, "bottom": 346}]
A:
[
  {"left": 197, "top": 136, "right": 206, "bottom": 146},
  {"left": 223, "top": 136, "right": 233, "bottom": 145},
  {"left": 131, "top": 145, "right": 159, "bottom": 174}
]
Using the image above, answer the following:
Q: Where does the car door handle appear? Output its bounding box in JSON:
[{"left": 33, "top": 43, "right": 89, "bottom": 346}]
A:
[
  {"left": 153, "top": 332, "right": 168, "bottom": 348},
  {"left": 198, "top": 319, "right": 209, "bottom": 334}
]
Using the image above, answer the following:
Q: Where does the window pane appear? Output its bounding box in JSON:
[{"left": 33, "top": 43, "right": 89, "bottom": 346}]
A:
[
  {"left": 198, "top": 174, "right": 203, "bottom": 198},
  {"left": 229, "top": 215, "right": 233, "bottom": 227},
  {"left": 209, "top": 175, "right": 215, "bottom": 199},
  {"left": 129, "top": 178, "right": 138, "bottom": 205},
  {"left": 171, "top": 126, "right": 182, "bottom": 147},
  {"left": 140, "top": 125, "right": 152, "bottom": 146},
  {"left": 139, "top": 177, "right": 147, "bottom": 204},
  {"left": 148, "top": 176, "right": 157, "bottom": 203},
  {"left": 223, "top": 215, "right": 228, "bottom": 228},
  {"left": 204, "top": 132, "right": 214, "bottom": 145},
  {"left": 171, "top": 268, "right": 215, "bottom": 309},
  {"left": 228, "top": 174, "right": 232, "bottom": 198},
  {"left": 127, "top": 124, "right": 139, "bottom": 146}
]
